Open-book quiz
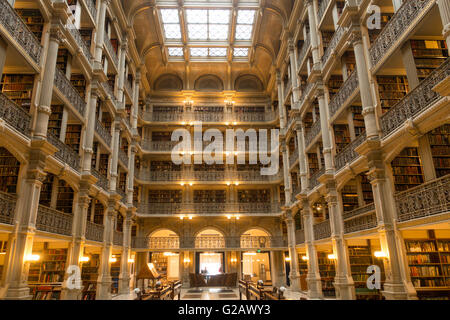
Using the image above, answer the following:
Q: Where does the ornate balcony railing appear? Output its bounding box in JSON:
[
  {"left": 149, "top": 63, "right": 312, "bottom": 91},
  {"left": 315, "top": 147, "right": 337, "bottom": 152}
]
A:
[
  {"left": 82, "top": 0, "right": 97, "bottom": 21},
  {"left": 195, "top": 236, "right": 226, "bottom": 249},
  {"left": 125, "top": 81, "right": 132, "bottom": 96},
  {"left": 67, "top": 22, "right": 93, "bottom": 64},
  {"left": 297, "top": 36, "right": 311, "bottom": 67},
  {"left": 343, "top": 203, "right": 377, "bottom": 234},
  {"left": 138, "top": 202, "right": 281, "bottom": 215},
  {"left": 118, "top": 149, "right": 129, "bottom": 167},
  {"left": 289, "top": 150, "right": 299, "bottom": 167},
  {"left": 141, "top": 111, "right": 184, "bottom": 122},
  {"left": 139, "top": 203, "right": 183, "bottom": 215},
  {"left": 313, "top": 219, "right": 331, "bottom": 240},
  {"left": 334, "top": 132, "right": 366, "bottom": 172},
  {"left": 149, "top": 237, "right": 180, "bottom": 249},
  {"left": 36, "top": 205, "right": 73, "bottom": 236},
  {"left": 54, "top": 68, "right": 86, "bottom": 116},
  {"left": 236, "top": 170, "right": 283, "bottom": 182},
  {"left": 284, "top": 79, "right": 292, "bottom": 100},
  {"left": 193, "top": 111, "right": 224, "bottom": 122},
  {"left": 91, "top": 168, "right": 108, "bottom": 191},
  {"left": 104, "top": 35, "right": 119, "bottom": 67},
  {"left": 116, "top": 188, "right": 126, "bottom": 202},
  {"left": 0, "top": 0, "right": 42, "bottom": 65},
  {"left": 305, "top": 120, "right": 321, "bottom": 148},
  {"left": 309, "top": 167, "right": 325, "bottom": 190},
  {"left": 135, "top": 170, "right": 183, "bottom": 182},
  {"left": 292, "top": 184, "right": 301, "bottom": 198},
  {"left": 141, "top": 140, "right": 178, "bottom": 152},
  {"left": 329, "top": 69, "right": 358, "bottom": 118},
  {"left": 395, "top": 174, "right": 450, "bottom": 223},
  {"left": 235, "top": 111, "right": 277, "bottom": 122},
  {"left": 95, "top": 120, "right": 112, "bottom": 146},
  {"left": 47, "top": 131, "right": 80, "bottom": 172},
  {"left": 369, "top": 0, "right": 433, "bottom": 70},
  {"left": 102, "top": 82, "right": 120, "bottom": 107},
  {"left": 0, "top": 92, "right": 31, "bottom": 137},
  {"left": 190, "top": 171, "right": 225, "bottom": 181},
  {"left": 381, "top": 58, "right": 450, "bottom": 138},
  {"left": 317, "top": 0, "right": 331, "bottom": 23},
  {"left": 113, "top": 231, "right": 123, "bottom": 246},
  {"left": 322, "top": 26, "right": 346, "bottom": 66},
  {"left": 85, "top": 221, "right": 104, "bottom": 242},
  {"left": 299, "top": 82, "right": 314, "bottom": 107},
  {"left": 0, "top": 191, "right": 16, "bottom": 225},
  {"left": 296, "top": 229, "right": 305, "bottom": 245}
]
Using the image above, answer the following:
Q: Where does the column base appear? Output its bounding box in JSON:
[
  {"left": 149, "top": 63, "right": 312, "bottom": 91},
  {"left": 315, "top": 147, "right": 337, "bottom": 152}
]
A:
[
  {"left": 306, "top": 275, "right": 323, "bottom": 299},
  {"left": 96, "top": 279, "right": 112, "bottom": 300},
  {"left": 288, "top": 272, "right": 301, "bottom": 292},
  {"left": 333, "top": 276, "right": 356, "bottom": 300},
  {"left": 4, "top": 286, "right": 32, "bottom": 300},
  {"left": 118, "top": 276, "right": 131, "bottom": 295},
  {"left": 382, "top": 282, "right": 417, "bottom": 300}
]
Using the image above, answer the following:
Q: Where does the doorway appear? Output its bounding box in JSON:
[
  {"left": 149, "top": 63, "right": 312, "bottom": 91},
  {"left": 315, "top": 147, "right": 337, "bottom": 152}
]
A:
[{"left": 241, "top": 251, "right": 271, "bottom": 283}]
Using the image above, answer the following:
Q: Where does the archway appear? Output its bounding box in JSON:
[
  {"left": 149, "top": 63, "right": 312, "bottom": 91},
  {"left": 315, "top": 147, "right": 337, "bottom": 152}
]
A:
[
  {"left": 195, "top": 228, "right": 225, "bottom": 249},
  {"left": 148, "top": 229, "right": 180, "bottom": 249},
  {"left": 240, "top": 228, "right": 271, "bottom": 249}
]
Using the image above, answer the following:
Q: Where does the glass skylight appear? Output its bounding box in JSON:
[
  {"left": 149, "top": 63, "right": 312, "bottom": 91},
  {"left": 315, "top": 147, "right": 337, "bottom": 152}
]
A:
[
  {"left": 235, "top": 9, "right": 256, "bottom": 40},
  {"left": 160, "top": 9, "right": 182, "bottom": 39},
  {"left": 233, "top": 48, "right": 249, "bottom": 57},
  {"left": 190, "top": 47, "right": 228, "bottom": 57},
  {"left": 168, "top": 47, "right": 184, "bottom": 56},
  {"left": 185, "top": 9, "right": 231, "bottom": 41}
]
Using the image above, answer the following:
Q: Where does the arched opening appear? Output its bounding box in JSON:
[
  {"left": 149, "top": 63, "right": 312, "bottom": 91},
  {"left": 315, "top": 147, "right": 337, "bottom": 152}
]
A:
[
  {"left": 195, "top": 228, "right": 225, "bottom": 249},
  {"left": 240, "top": 228, "right": 271, "bottom": 248},
  {"left": 148, "top": 229, "right": 180, "bottom": 249}
]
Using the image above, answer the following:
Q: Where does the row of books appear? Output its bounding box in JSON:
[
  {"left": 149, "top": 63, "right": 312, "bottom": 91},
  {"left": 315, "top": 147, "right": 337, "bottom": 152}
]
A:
[
  {"left": 406, "top": 241, "right": 437, "bottom": 252},
  {"left": 392, "top": 166, "right": 422, "bottom": 175},
  {"left": 407, "top": 254, "right": 439, "bottom": 264},
  {"left": 409, "top": 266, "right": 441, "bottom": 277},
  {"left": 412, "top": 278, "right": 450, "bottom": 288},
  {"left": 394, "top": 175, "right": 424, "bottom": 185},
  {"left": 429, "top": 135, "right": 449, "bottom": 145}
]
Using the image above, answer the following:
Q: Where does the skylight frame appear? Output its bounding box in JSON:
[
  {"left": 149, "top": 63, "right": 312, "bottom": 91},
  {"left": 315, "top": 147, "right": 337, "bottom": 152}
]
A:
[{"left": 185, "top": 8, "right": 231, "bottom": 41}]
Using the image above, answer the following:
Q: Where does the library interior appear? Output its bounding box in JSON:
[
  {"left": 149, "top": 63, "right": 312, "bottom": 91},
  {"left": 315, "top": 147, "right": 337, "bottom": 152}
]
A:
[{"left": 0, "top": 0, "right": 449, "bottom": 301}]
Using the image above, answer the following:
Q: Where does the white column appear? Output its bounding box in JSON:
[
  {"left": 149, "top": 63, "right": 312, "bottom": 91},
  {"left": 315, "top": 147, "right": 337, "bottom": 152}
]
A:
[
  {"left": 285, "top": 211, "right": 301, "bottom": 291},
  {"left": 82, "top": 82, "right": 98, "bottom": 174},
  {"left": 317, "top": 89, "right": 333, "bottom": 172},
  {"left": 94, "top": 0, "right": 109, "bottom": 68},
  {"left": 281, "top": 143, "right": 292, "bottom": 205},
  {"left": 288, "top": 39, "right": 300, "bottom": 107},
  {"left": 119, "top": 211, "right": 133, "bottom": 294},
  {"left": 96, "top": 202, "right": 115, "bottom": 300},
  {"left": 109, "top": 121, "right": 121, "bottom": 192},
  {"left": 276, "top": 71, "right": 287, "bottom": 129},
  {"left": 306, "top": 0, "right": 321, "bottom": 68}
]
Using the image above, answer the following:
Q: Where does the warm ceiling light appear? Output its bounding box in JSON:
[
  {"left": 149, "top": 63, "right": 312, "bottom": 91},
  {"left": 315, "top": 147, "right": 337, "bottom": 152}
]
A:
[
  {"left": 226, "top": 181, "right": 231, "bottom": 186},
  {"left": 180, "top": 182, "right": 185, "bottom": 186},
  {"left": 244, "top": 252, "right": 256, "bottom": 256},
  {"left": 163, "top": 252, "right": 176, "bottom": 256},
  {"left": 374, "top": 251, "right": 387, "bottom": 258},
  {"left": 189, "top": 182, "right": 193, "bottom": 186},
  {"left": 180, "top": 216, "right": 184, "bottom": 220},
  {"left": 285, "top": 257, "right": 291, "bottom": 262},
  {"left": 301, "top": 256, "right": 309, "bottom": 261},
  {"left": 128, "top": 258, "right": 135, "bottom": 263},
  {"left": 328, "top": 254, "right": 336, "bottom": 260},
  {"left": 181, "top": 121, "right": 186, "bottom": 125},
  {"left": 188, "top": 215, "right": 193, "bottom": 220},
  {"left": 227, "top": 215, "right": 232, "bottom": 219},
  {"left": 234, "top": 182, "right": 239, "bottom": 186},
  {"left": 235, "top": 216, "right": 240, "bottom": 220},
  {"left": 234, "top": 151, "right": 238, "bottom": 156},
  {"left": 233, "top": 122, "right": 237, "bottom": 125},
  {"left": 184, "top": 258, "right": 191, "bottom": 263},
  {"left": 80, "top": 256, "right": 90, "bottom": 262},
  {"left": 225, "top": 151, "right": 230, "bottom": 156},
  {"left": 110, "top": 257, "right": 117, "bottom": 263},
  {"left": 25, "top": 254, "right": 40, "bottom": 262},
  {"left": 225, "top": 122, "right": 230, "bottom": 126}
]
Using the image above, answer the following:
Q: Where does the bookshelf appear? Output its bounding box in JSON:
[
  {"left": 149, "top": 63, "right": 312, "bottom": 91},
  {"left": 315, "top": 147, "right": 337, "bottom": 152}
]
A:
[
  {"left": 194, "top": 190, "right": 226, "bottom": 203},
  {"left": 343, "top": 51, "right": 356, "bottom": 78},
  {"left": 405, "top": 231, "right": 450, "bottom": 300},
  {"left": 0, "top": 147, "right": 20, "bottom": 194},
  {"left": 328, "top": 75, "right": 344, "bottom": 99},
  {"left": 410, "top": 39, "right": 449, "bottom": 80},
  {"left": 81, "top": 254, "right": 100, "bottom": 300},
  {"left": 148, "top": 190, "right": 182, "bottom": 203},
  {"left": 308, "top": 153, "right": 319, "bottom": 175},
  {"left": 237, "top": 189, "right": 270, "bottom": 203},
  {"left": 341, "top": 184, "right": 359, "bottom": 213},
  {"left": 350, "top": 106, "right": 365, "bottom": 137},
  {"left": 48, "top": 105, "right": 63, "bottom": 137},
  {"left": 99, "top": 154, "right": 109, "bottom": 177},
  {"left": 348, "top": 243, "right": 384, "bottom": 300},
  {"left": 427, "top": 124, "right": 450, "bottom": 178},
  {"left": 93, "top": 200, "right": 105, "bottom": 225},
  {"left": 360, "top": 173, "right": 373, "bottom": 205},
  {"left": 91, "top": 142, "right": 98, "bottom": 169},
  {"left": 391, "top": 147, "right": 425, "bottom": 192},
  {"left": 28, "top": 246, "right": 68, "bottom": 300},
  {"left": 0, "top": 74, "right": 35, "bottom": 112},
  {"left": 150, "top": 252, "right": 168, "bottom": 280},
  {"left": 118, "top": 172, "right": 127, "bottom": 194},
  {"left": 56, "top": 180, "right": 74, "bottom": 214},
  {"left": 153, "top": 106, "right": 183, "bottom": 113},
  {"left": 56, "top": 49, "right": 70, "bottom": 73},
  {"left": 79, "top": 29, "right": 93, "bottom": 49},
  {"left": 376, "top": 75, "right": 409, "bottom": 114},
  {"left": 16, "top": 9, "right": 44, "bottom": 41},
  {"left": 334, "top": 124, "right": 351, "bottom": 153},
  {"left": 318, "top": 252, "right": 336, "bottom": 297},
  {"left": 71, "top": 74, "right": 86, "bottom": 98},
  {"left": 64, "top": 124, "right": 82, "bottom": 153},
  {"left": 110, "top": 254, "right": 121, "bottom": 294},
  {"left": 38, "top": 174, "right": 54, "bottom": 207},
  {"left": 152, "top": 131, "right": 172, "bottom": 141}
]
